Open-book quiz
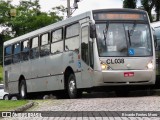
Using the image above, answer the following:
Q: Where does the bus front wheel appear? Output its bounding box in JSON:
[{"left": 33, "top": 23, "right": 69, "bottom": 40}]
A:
[
  {"left": 19, "top": 80, "right": 27, "bottom": 99},
  {"left": 67, "top": 74, "right": 80, "bottom": 99}
]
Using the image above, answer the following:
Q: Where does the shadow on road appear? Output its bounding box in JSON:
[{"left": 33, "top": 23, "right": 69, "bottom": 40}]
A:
[
  {"left": 24, "top": 89, "right": 160, "bottom": 100},
  {"left": 81, "top": 89, "right": 160, "bottom": 98}
]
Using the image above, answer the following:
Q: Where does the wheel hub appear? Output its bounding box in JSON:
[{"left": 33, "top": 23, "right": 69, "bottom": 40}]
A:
[
  {"left": 21, "top": 85, "right": 25, "bottom": 97},
  {"left": 69, "top": 80, "right": 75, "bottom": 94}
]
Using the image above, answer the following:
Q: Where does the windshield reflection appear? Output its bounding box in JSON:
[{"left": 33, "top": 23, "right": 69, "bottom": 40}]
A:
[{"left": 96, "top": 23, "right": 152, "bottom": 57}]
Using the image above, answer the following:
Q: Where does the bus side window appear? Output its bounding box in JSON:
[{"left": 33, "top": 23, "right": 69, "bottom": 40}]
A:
[
  {"left": 65, "top": 23, "right": 80, "bottom": 52},
  {"left": 4, "top": 45, "right": 12, "bottom": 65},
  {"left": 13, "top": 42, "right": 21, "bottom": 63},
  {"left": 30, "top": 36, "right": 39, "bottom": 59},
  {"left": 51, "top": 29, "right": 63, "bottom": 54},
  {"left": 40, "top": 33, "right": 50, "bottom": 57},
  {"left": 22, "top": 40, "right": 30, "bottom": 61}
]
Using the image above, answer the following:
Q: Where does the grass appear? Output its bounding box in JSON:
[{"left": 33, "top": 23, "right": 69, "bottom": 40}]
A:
[
  {"left": 0, "top": 65, "right": 2, "bottom": 83},
  {"left": 0, "top": 100, "right": 28, "bottom": 111}
]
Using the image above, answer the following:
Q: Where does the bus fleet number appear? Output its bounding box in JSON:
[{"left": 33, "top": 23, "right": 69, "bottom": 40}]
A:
[{"left": 106, "top": 59, "right": 124, "bottom": 64}]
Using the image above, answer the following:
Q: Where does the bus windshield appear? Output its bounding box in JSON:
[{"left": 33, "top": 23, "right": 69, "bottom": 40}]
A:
[{"left": 96, "top": 22, "right": 152, "bottom": 57}]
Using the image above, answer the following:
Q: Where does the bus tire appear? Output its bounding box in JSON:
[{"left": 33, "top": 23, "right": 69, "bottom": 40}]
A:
[
  {"left": 19, "top": 80, "right": 27, "bottom": 99},
  {"left": 3, "top": 94, "right": 8, "bottom": 100},
  {"left": 67, "top": 74, "right": 78, "bottom": 99}
]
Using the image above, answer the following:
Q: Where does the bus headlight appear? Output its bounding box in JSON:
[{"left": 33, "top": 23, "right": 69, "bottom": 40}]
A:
[
  {"left": 147, "top": 62, "right": 153, "bottom": 69},
  {"left": 101, "top": 62, "right": 112, "bottom": 70}
]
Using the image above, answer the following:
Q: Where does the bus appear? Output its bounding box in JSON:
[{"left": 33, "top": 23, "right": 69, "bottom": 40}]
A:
[
  {"left": 3, "top": 9, "right": 156, "bottom": 99},
  {"left": 151, "top": 21, "right": 160, "bottom": 86}
]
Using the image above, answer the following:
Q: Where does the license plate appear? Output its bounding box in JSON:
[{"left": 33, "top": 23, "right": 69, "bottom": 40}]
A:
[{"left": 124, "top": 72, "right": 134, "bottom": 77}]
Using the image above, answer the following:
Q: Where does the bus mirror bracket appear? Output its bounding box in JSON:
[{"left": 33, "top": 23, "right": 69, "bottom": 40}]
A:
[{"left": 90, "top": 24, "right": 96, "bottom": 39}]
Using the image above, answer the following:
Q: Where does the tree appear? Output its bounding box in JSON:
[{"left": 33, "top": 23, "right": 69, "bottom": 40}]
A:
[
  {"left": 0, "top": 1, "right": 12, "bottom": 64},
  {"left": 123, "top": 0, "right": 137, "bottom": 8},
  {"left": 7, "top": 0, "right": 63, "bottom": 37},
  {"left": 155, "top": 0, "right": 160, "bottom": 21},
  {"left": 0, "top": 0, "right": 64, "bottom": 64},
  {"left": 140, "top": 0, "right": 156, "bottom": 22},
  {"left": 51, "top": 5, "right": 67, "bottom": 19}
]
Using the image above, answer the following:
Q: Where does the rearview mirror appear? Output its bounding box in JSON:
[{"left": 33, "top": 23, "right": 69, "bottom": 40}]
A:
[{"left": 90, "top": 24, "right": 96, "bottom": 38}]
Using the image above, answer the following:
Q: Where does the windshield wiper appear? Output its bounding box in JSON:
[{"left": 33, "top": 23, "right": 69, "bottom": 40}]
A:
[
  {"left": 102, "top": 22, "right": 109, "bottom": 47},
  {"left": 127, "top": 30, "right": 132, "bottom": 46},
  {"left": 127, "top": 22, "right": 137, "bottom": 46}
]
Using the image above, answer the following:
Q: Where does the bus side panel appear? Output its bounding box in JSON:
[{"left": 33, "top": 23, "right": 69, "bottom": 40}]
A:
[
  {"left": 7, "top": 64, "right": 20, "bottom": 94},
  {"left": 62, "top": 51, "right": 83, "bottom": 89},
  {"left": 29, "top": 57, "right": 47, "bottom": 92},
  {"left": 28, "top": 77, "right": 47, "bottom": 92},
  {"left": 21, "top": 61, "right": 32, "bottom": 92},
  {"left": 46, "top": 54, "right": 64, "bottom": 91},
  {"left": 21, "top": 61, "right": 31, "bottom": 80},
  {"left": 92, "top": 71, "right": 104, "bottom": 86}
]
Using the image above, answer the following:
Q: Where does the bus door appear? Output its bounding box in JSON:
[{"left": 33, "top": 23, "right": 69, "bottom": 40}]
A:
[
  {"left": 81, "top": 23, "right": 94, "bottom": 88},
  {"left": 154, "top": 26, "right": 160, "bottom": 78}
]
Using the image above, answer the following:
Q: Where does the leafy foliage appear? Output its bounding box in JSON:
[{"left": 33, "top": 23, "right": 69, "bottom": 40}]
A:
[
  {"left": 123, "top": 0, "right": 137, "bottom": 8},
  {"left": 0, "top": 0, "right": 65, "bottom": 64},
  {"left": 123, "top": 0, "right": 160, "bottom": 22},
  {"left": 155, "top": 0, "right": 160, "bottom": 21},
  {"left": 140, "top": 0, "right": 156, "bottom": 22}
]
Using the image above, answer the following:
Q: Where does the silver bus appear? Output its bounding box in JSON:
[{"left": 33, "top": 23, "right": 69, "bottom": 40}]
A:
[
  {"left": 3, "top": 9, "right": 156, "bottom": 99},
  {"left": 151, "top": 21, "right": 160, "bottom": 86}
]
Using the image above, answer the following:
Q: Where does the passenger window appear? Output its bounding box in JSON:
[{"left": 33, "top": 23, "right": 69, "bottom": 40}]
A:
[
  {"left": 32, "top": 37, "right": 39, "bottom": 48},
  {"left": 22, "top": 40, "right": 30, "bottom": 61},
  {"left": 4, "top": 46, "right": 12, "bottom": 65},
  {"left": 51, "top": 29, "right": 63, "bottom": 54},
  {"left": 13, "top": 42, "right": 21, "bottom": 54},
  {"left": 30, "top": 36, "right": 39, "bottom": 59},
  {"left": 5, "top": 46, "right": 12, "bottom": 56},
  {"left": 40, "top": 33, "right": 50, "bottom": 57},
  {"left": 66, "top": 23, "right": 79, "bottom": 38},
  {"left": 52, "top": 29, "right": 62, "bottom": 42},
  {"left": 41, "top": 33, "right": 49, "bottom": 45},
  {"left": 22, "top": 40, "right": 30, "bottom": 52},
  {"left": 13, "top": 42, "right": 21, "bottom": 63},
  {"left": 65, "top": 23, "right": 80, "bottom": 52},
  {"left": 4, "top": 56, "right": 12, "bottom": 65},
  {"left": 65, "top": 38, "right": 79, "bottom": 51},
  {"left": 51, "top": 41, "right": 63, "bottom": 54}
]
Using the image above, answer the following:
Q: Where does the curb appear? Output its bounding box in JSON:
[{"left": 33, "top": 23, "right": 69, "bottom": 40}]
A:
[{"left": 13, "top": 101, "right": 34, "bottom": 112}]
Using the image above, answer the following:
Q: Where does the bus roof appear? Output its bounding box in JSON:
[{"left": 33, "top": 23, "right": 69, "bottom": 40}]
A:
[
  {"left": 93, "top": 8, "right": 147, "bottom": 14},
  {"left": 4, "top": 8, "right": 147, "bottom": 46},
  {"left": 4, "top": 11, "right": 92, "bottom": 46}
]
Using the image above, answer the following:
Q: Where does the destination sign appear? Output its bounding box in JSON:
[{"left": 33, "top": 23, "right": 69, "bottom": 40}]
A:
[{"left": 94, "top": 13, "right": 146, "bottom": 21}]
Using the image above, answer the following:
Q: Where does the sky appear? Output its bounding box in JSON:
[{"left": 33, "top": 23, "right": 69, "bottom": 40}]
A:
[
  {"left": 10, "top": 0, "right": 124, "bottom": 16},
  {"left": 39, "top": 0, "right": 123, "bottom": 16}
]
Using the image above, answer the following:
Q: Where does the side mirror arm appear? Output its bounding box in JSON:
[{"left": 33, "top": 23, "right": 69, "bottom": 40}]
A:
[{"left": 90, "top": 24, "right": 96, "bottom": 39}]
